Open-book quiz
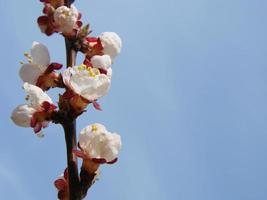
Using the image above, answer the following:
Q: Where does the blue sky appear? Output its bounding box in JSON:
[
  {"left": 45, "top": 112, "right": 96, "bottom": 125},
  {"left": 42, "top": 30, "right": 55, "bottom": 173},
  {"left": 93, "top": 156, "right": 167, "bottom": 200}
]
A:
[{"left": 1, "top": 0, "right": 267, "bottom": 199}]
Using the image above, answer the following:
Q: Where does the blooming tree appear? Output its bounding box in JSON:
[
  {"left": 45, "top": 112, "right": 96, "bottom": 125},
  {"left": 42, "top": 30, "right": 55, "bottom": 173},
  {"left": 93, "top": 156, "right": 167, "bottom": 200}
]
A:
[{"left": 11, "top": 0, "right": 122, "bottom": 199}]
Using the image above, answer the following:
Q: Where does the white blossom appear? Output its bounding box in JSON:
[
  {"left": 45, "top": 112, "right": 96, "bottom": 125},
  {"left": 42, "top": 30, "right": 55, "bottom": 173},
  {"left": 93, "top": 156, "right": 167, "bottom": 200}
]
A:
[
  {"left": 19, "top": 42, "right": 50, "bottom": 85},
  {"left": 91, "top": 55, "right": 112, "bottom": 79},
  {"left": 99, "top": 32, "right": 122, "bottom": 61},
  {"left": 62, "top": 64, "right": 111, "bottom": 101},
  {"left": 79, "top": 123, "right": 122, "bottom": 162},
  {"left": 11, "top": 83, "right": 55, "bottom": 135},
  {"left": 54, "top": 5, "right": 79, "bottom": 34}
]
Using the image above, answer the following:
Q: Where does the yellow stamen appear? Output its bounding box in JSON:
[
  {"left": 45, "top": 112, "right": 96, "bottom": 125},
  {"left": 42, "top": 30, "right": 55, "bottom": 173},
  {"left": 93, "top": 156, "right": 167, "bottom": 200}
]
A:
[
  {"left": 77, "top": 64, "right": 100, "bottom": 78},
  {"left": 24, "top": 52, "right": 33, "bottom": 63},
  {"left": 91, "top": 124, "right": 98, "bottom": 132},
  {"left": 77, "top": 64, "right": 87, "bottom": 71}
]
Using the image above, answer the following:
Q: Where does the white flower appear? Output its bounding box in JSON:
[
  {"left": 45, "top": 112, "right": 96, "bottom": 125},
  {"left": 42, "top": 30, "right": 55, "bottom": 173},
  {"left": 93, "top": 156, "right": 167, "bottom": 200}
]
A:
[
  {"left": 79, "top": 123, "right": 122, "bottom": 163},
  {"left": 11, "top": 104, "right": 35, "bottom": 127},
  {"left": 91, "top": 55, "right": 112, "bottom": 79},
  {"left": 62, "top": 64, "right": 111, "bottom": 101},
  {"left": 54, "top": 5, "right": 79, "bottom": 34},
  {"left": 11, "top": 83, "right": 55, "bottom": 135},
  {"left": 19, "top": 42, "right": 50, "bottom": 85},
  {"left": 99, "top": 32, "right": 122, "bottom": 61}
]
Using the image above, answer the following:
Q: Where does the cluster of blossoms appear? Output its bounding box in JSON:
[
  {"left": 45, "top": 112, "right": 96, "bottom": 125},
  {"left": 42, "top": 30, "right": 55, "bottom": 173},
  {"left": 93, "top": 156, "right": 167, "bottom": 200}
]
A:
[{"left": 11, "top": 0, "right": 122, "bottom": 199}]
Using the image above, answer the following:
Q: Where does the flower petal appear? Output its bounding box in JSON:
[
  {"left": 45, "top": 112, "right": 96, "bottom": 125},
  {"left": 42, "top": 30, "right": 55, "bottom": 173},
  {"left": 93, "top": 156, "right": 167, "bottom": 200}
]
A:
[
  {"left": 79, "top": 74, "right": 111, "bottom": 101},
  {"left": 23, "top": 83, "right": 52, "bottom": 109},
  {"left": 31, "top": 41, "right": 50, "bottom": 68},
  {"left": 99, "top": 32, "right": 122, "bottom": 61},
  {"left": 91, "top": 55, "right": 112, "bottom": 70},
  {"left": 11, "top": 104, "right": 35, "bottom": 127},
  {"left": 79, "top": 123, "right": 122, "bottom": 163},
  {"left": 19, "top": 63, "right": 43, "bottom": 85}
]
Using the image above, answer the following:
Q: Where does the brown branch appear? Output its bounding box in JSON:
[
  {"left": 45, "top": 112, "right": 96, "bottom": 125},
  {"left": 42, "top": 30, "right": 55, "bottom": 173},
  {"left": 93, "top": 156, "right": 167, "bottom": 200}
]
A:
[
  {"left": 80, "top": 160, "right": 100, "bottom": 199},
  {"left": 62, "top": 38, "right": 81, "bottom": 199},
  {"left": 63, "top": 1, "right": 80, "bottom": 197},
  {"left": 62, "top": 1, "right": 98, "bottom": 199},
  {"left": 62, "top": 119, "right": 81, "bottom": 200}
]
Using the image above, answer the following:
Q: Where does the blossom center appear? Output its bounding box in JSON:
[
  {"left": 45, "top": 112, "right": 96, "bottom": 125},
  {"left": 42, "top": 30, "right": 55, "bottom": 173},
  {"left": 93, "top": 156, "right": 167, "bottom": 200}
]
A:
[
  {"left": 91, "top": 124, "right": 98, "bottom": 132},
  {"left": 24, "top": 52, "right": 33, "bottom": 63},
  {"left": 77, "top": 64, "right": 100, "bottom": 78}
]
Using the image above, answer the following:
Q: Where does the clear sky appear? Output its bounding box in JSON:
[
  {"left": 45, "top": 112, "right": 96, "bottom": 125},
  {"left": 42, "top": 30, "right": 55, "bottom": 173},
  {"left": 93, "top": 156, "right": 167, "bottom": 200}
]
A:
[{"left": 0, "top": 0, "right": 267, "bottom": 199}]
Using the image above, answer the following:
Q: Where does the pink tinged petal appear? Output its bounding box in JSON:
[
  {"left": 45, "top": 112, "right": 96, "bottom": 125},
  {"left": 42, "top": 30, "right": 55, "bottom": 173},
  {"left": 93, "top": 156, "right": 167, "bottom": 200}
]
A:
[
  {"left": 92, "top": 101, "right": 102, "bottom": 111},
  {"left": 31, "top": 41, "right": 50, "bottom": 67},
  {"left": 72, "top": 149, "right": 90, "bottom": 159},
  {"left": 19, "top": 64, "right": 43, "bottom": 85}
]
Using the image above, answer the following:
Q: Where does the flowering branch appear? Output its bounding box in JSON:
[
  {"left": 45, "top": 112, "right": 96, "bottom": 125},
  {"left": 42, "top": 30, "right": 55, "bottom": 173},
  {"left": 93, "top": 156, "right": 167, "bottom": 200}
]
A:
[
  {"left": 63, "top": 16, "right": 80, "bottom": 198},
  {"left": 11, "top": 0, "right": 122, "bottom": 199}
]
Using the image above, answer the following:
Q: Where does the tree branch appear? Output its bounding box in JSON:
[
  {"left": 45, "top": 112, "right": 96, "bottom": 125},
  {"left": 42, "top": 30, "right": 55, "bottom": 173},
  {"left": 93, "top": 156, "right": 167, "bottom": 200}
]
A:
[{"left": 63, "top": 2, "right": 80, "bottom": 196}]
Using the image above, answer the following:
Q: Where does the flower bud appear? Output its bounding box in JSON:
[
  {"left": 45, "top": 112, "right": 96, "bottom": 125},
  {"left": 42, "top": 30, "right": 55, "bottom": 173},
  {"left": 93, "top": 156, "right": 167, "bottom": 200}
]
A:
[
  {"left": 79, "top": 123, "right": 122, "bottom": 163},
  {"left": 11, "top": 104, "right": 35, "bottom": 127},
  {"left": 99, "top": 32, "right": 122, "bottom": 61},
  {"left": 54, "top": 5, "right": 79, "bottom": 34}
]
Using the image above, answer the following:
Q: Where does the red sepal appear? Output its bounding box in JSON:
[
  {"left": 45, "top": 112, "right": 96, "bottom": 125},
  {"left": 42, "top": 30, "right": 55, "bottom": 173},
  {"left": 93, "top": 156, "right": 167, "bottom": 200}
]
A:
[
  {"left": 98, "top": 68, "right": 108, "bottom": 75},
  {"left": 37, "top": 16, "right": 49, "bottom": 25},
  {"left": 46, "top": 62, "right": 63, "bottom": 73},
  {"left": 86, "top": 37, "right": 98, "bottom": 43},
  {"left": 54, "top": 179, "right": 67, "bottom": 190},
  {"left": 92, "top": 101, "right": 102, "bottom": 111},
  {"left": 107, "top": 158, "right": 118, "bottom": 164},
  {"left": 83, "top": 58, "right": 92, "bottom": 67},
  {"left": 92, "top": 158, "right": 107, "bottom": 164},
  {"left": 62, "top": 90, "right": 75, "bottom": 99}
]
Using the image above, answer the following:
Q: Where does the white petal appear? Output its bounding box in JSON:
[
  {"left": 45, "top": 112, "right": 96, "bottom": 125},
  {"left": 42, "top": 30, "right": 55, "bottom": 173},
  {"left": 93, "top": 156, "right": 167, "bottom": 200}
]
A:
[
  {"left": 19, "top": 63, "right": 43, "bottom": 85},
  {"left": 23, "top": 83, "right": 52, "bottom": 109},
  {"left": 91, "top": 55, "right": 112, "bottom": 70},
  {"left": 62, "top": 67, "right": 72, "bottom": 89},
  {"left": 11, "top": 104, "right": 35, "bottom": 127},
  {"left": 70, "top": 5, "right": 79, "bottom": 18},
  {"left": 79, "top": 123, "right": 122, "bottom": 162},
  {"left": 107, "top": 68, "right": 112, "bottom": 79},
  {"left": 79, "top": 74, "right": 111, "bottom": 101},
  {"left": 67, "top": 66, "right": 111, "bottom": 101},
  {"left": 99, "top": 32, "right": 122, "bottom": 61},
  {"left": 31, "top": 41, "right": 50, "bottom": 68}
]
